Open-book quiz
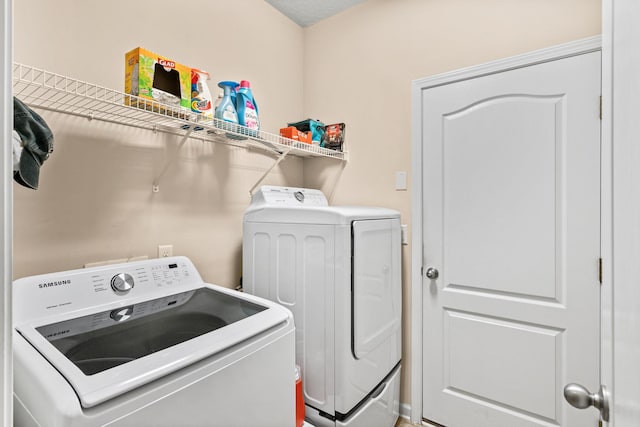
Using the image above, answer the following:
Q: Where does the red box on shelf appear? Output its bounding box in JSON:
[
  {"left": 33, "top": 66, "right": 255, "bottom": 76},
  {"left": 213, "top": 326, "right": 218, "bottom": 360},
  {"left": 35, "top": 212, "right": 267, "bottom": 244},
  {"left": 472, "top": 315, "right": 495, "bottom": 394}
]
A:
[{"left": 280, "top": 126, "right": 312, "bottom": 144}]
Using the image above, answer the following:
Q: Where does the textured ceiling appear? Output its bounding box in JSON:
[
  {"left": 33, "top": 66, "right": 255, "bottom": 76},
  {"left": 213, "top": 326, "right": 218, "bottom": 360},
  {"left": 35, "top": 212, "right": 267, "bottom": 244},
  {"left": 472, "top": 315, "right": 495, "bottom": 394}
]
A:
[{"left": 265, "top": 0, "right": 368, "bottom": 27}]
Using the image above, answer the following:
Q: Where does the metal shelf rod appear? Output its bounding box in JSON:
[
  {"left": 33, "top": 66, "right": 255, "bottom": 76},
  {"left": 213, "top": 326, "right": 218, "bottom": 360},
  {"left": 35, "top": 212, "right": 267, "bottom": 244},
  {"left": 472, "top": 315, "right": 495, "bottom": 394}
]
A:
[
  {"left": 152, "top": 125, "right": 196, "bottom": 193},
  {"left": 249, "top": 147, "right": 293, "bottom": 197}
]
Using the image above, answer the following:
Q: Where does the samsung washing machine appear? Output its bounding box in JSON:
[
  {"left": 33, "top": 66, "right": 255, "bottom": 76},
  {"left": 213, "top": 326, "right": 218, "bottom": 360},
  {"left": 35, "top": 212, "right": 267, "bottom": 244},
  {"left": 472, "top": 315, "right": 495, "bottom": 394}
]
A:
[
  {"left": 243, "top": 186, "right": 402, "bottom": 427},
  {"left": 13, "top": 256, "right": 296, "bottom": 427}
]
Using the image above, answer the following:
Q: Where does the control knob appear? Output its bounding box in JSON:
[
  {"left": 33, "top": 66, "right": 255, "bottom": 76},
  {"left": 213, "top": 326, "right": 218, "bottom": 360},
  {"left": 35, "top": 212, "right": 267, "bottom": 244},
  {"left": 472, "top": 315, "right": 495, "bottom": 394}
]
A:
[{"left": 111, "top": 273, "right": 134, "bottom": 295}]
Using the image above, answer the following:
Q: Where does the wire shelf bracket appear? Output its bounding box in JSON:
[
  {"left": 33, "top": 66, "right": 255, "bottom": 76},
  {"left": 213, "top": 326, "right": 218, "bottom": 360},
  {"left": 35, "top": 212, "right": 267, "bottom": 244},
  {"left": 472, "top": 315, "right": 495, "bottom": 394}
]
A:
[
  {"left": 152, "top": 124, "right": 196, "bottom": 193},
  {"left": 249, "top": 147, "right": 293, "bottom": 197}
]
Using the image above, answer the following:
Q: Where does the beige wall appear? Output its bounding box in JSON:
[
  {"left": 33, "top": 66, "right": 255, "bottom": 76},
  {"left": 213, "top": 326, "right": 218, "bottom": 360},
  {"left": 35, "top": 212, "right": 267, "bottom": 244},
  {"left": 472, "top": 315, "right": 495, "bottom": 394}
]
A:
[
  {"left": 13, "top": 0, "right": 601, "bottom": 413},
  {"left": 303, "top": 0, "right": 601, "bottom": 408},
  {"left": 13, "top": 0, "right": 305, "bottom": 285}
]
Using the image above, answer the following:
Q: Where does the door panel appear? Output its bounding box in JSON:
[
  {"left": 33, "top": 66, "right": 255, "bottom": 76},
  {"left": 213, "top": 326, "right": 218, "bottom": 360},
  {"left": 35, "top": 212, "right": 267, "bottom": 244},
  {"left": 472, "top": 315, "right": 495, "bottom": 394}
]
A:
[
  {"left": 445, "top": 310, "right": 560, "bottom": 420},
  {"left": 422, "top": 52, "right": 601, "bottom": 427},
  {"left": 443, "top": 96, "right": 559, "bottom": 299}
]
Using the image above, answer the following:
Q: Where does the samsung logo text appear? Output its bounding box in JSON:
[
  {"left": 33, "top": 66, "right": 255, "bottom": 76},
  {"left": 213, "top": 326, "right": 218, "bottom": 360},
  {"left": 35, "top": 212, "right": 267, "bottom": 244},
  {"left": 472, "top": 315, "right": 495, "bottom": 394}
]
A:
[{"left": 38, "top": 280, "right": 71, "bottom": 289}]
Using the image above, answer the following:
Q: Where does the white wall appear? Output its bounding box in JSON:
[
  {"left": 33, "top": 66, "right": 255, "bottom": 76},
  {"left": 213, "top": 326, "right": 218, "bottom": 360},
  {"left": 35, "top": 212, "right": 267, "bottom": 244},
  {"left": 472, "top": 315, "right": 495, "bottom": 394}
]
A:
[{"left": 12, "top": 0, "right": 306, "bottom": 287}]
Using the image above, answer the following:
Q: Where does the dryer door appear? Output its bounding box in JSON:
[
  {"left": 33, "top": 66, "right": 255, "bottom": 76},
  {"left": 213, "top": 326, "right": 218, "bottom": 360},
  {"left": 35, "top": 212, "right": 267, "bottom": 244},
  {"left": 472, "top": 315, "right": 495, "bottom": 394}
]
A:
[{"left": 352, "top": 218, "right": 401, "bottom": 359}]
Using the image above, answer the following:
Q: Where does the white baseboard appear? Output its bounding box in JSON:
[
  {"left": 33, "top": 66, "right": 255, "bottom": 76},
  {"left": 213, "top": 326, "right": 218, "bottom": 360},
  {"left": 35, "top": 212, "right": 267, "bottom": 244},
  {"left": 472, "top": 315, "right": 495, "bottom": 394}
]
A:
[
  {"left": 397, "top": 403, "right": 439, "bottom": 426},
  {"left": 399, "top": 402, "right": 411, "bottom": 419}
]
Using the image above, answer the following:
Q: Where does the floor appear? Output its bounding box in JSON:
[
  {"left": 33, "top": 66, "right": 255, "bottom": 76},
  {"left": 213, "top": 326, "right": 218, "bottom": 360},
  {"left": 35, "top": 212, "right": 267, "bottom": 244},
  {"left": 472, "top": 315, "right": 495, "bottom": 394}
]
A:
[
  {"left": 395, "top": 418, "right": 421, "bottom": 427},
  {"left": 395, "top": 417, "right": 443, "bottom": 427}
]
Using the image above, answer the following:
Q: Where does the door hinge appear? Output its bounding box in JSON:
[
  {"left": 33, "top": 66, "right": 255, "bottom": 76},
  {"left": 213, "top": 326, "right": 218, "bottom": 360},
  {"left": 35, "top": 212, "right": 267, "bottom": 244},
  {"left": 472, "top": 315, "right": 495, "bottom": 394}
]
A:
[
  {"left": 598, "top": 419, "right": 603, "bottom": 427},
  {"left": 599, "top": 95, "right": 602, "bottom": 120},
  {"left": 598, "top": 258, "right": 603, "bottom": 284}
]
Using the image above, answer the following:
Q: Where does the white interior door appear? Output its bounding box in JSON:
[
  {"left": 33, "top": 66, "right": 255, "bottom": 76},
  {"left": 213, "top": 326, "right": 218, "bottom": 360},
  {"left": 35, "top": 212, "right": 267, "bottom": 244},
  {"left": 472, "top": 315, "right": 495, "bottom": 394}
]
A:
[{"left": 421, "top": 51, "right": 601, "bottom": 426}]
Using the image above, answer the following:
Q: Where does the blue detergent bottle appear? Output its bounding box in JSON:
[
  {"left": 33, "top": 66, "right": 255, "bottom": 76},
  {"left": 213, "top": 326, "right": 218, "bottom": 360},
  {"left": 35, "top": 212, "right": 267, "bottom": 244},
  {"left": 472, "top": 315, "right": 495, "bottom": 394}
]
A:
[
  {"left": 215, "top": 81, "right": 239, "bottom": 126},
  {"left": 214, "top": 81, "right": 245, "bottom": 139},
  {"left": 236, "top": 80, "right": 260, "bottom": 136}
]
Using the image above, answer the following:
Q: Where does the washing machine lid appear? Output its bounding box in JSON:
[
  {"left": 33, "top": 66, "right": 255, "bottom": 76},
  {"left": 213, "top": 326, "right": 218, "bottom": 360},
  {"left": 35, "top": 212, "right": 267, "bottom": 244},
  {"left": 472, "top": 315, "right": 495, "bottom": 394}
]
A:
[
  {"left": 13, "top": 257, "right": 292, "bottom": 408},
  {"left": 245, "top": 186, "right": 400, "bottom": 224}
]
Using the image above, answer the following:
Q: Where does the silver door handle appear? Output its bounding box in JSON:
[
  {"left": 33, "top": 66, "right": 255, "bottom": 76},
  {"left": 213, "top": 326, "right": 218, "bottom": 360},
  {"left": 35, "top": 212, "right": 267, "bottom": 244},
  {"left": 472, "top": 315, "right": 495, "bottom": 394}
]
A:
[
  {"left": 564, "top": 383, "right": 610, "bottom": 422},
  {"left": 425, "top": 267, "right": 439, "bottom": 280}
]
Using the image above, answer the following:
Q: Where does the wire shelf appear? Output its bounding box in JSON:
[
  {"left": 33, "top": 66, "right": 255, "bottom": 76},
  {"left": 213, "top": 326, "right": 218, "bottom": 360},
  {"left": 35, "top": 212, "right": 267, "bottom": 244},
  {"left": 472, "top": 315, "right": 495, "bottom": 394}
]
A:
[{"left": 12, "top": 63, "right": 346, "bottom": 160}]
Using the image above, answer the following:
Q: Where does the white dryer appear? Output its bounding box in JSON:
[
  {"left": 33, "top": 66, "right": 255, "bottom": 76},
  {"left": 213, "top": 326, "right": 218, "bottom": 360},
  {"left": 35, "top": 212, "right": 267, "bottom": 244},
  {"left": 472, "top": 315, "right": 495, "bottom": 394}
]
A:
[
  {"left": 13, "top": 256, "right": 296, "bottom": 427},
  {"left": 243, "top": 186, "right": 401, "bottom": 427}
]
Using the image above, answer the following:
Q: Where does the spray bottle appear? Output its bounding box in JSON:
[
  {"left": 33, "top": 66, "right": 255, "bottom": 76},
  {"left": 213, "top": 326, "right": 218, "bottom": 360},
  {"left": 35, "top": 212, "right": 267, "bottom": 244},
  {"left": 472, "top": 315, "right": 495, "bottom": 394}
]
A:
[
  {"left": 236, "top": 80, "right": 260, "bottom": 136},
  {"left": 214, "top": 81, "right": 239, "bottom": 126},
  {"left": 213, "top": 81, "right": 244, "bottom": 139}
]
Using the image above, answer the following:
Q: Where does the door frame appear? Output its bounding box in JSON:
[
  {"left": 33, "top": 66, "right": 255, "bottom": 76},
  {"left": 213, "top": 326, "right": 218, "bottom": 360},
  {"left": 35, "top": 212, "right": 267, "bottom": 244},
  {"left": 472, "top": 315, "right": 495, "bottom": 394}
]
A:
[
  {"left": 606, "top": 0, "right": 640, "bottom": 424},
  {"left": 410, "top": 35, "right": 610, "bottom": 425},
  {"left": 1, "top": 0, "right": 12, "bottom": 425}
]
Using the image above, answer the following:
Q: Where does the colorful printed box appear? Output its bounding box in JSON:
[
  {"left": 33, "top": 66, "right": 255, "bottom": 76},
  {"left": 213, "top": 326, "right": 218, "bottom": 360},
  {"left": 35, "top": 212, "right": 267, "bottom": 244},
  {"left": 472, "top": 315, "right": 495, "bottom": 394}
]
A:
[
  {"left": 280, "top": 126, "right": 312, "bottom": 144},
  {"left": 125, "top": 47, "right": 191, "bottom": 112}
]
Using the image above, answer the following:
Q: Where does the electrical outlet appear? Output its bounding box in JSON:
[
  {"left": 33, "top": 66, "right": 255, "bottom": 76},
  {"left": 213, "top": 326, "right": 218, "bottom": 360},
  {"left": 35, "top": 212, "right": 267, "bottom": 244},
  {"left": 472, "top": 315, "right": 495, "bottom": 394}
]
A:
[{"left": 158, "top": 245, "right": 173, "bottom": 258}]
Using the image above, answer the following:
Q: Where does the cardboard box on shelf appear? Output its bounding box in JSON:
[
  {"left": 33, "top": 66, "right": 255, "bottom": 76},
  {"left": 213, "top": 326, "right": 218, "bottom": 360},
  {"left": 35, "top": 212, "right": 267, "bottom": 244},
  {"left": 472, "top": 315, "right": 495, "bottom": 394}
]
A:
[
  {"left": 125, "top": 47, "right": 191, "bottom": 113},
  {"left": 287, "top": 119, "right": 324, "bottom": 145},
  {"left": 280, "top": 126, "right": 312, "bottom": 144}
]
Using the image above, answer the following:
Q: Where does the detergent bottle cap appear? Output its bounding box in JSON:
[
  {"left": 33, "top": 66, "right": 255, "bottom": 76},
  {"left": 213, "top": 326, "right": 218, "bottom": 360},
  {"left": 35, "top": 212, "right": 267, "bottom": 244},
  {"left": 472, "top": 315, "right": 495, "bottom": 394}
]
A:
[{"left": 240, "top": 80, "right": 251, "bottom": 88}]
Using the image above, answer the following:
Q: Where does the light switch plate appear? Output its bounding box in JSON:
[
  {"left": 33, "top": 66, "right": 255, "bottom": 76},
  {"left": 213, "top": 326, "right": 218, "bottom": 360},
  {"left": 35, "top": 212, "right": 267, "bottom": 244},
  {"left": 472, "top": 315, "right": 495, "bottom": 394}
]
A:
[
  {"left": 401, "top": 224, "right": 408, "bottom": 245},
  {"left": 395, "top": 171, "right": 407, "bottom": 191}
]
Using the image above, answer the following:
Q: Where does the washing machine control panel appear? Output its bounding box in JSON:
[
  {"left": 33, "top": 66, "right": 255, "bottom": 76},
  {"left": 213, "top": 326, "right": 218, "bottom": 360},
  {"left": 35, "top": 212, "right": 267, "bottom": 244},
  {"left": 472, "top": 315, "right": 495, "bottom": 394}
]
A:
[{"left": 13, "top": 256, "right": 203, "bottom": 322}]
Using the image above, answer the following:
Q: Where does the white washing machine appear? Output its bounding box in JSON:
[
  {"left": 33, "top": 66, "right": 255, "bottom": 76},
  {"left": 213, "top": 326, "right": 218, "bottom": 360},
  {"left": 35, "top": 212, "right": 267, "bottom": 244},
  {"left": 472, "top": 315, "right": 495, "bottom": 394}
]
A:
[
  {"left": 13, "top": 256, "right": 296, "bottom": 427},
  {"left": 243, "top": 186, "right": 402, "bottom": 427}
]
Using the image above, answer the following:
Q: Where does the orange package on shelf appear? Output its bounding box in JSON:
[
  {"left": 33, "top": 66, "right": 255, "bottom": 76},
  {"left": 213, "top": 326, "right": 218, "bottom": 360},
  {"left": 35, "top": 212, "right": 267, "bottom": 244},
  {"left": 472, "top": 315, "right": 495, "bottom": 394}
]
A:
[{"left": 280, "top": 126, "right": 312, "bottom": 144}]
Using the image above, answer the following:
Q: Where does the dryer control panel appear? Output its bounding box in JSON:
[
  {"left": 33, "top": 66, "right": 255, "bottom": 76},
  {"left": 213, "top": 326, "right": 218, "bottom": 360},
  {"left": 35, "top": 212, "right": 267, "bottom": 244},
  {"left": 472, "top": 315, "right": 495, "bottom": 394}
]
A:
[{"left": 251, "top": 186, "right": 328, "bottom": 207}]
